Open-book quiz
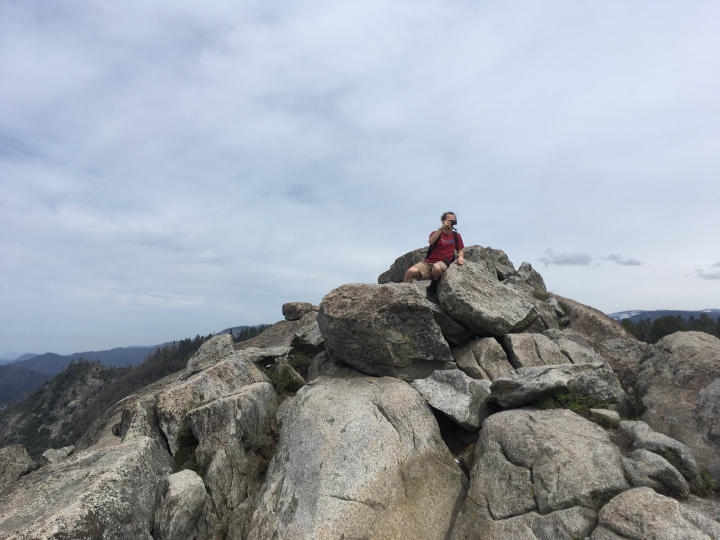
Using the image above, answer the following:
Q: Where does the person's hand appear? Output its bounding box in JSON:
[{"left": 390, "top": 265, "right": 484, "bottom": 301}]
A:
[
  {"left": 457, "top": 255, "right": 464, "bottom": 266},
  {"left": 441, "top": 220, "right": 452, "bottom": 231}
]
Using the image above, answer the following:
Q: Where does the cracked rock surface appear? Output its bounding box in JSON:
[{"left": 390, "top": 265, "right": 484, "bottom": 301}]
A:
[{"left": 247, "top": 374, "right": 466, "bottom": 539}]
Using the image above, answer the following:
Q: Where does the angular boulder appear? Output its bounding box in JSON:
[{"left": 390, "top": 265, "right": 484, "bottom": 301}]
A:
[
  {"left": 154, "top": 469, "right": 208, "bottom": 540},
  {"left": 317, "top": 283, "right": 455, "bottom": 380},
  {"left": 236, "top": 311, "right": 318, "bottom": 350},
  {"left": 247, "top": 375, "right": 466, "bottom": 539},
  {"left": 452, "top": 337, "right": 514, "bottom": 381},
  {"left": 543, "top": 328, "right": 606, "bottom": 364},
  {"left": 0, "top": 444, "right": 37, "bottom": 493},
  {"left": 491, "top": 363, "right": 629, "bottom": 410},
  {"left": 186, "top": 333, "right": 235, "bottom": 373},
  {"left": 502, "top": 333, "right": 569, "bottom": 368},
  {"left": 290, "top": 320, "right": 325, "bottom": 354},
  {"left": 411, "top": 369, "right": 492, "bottom": 430},
  {"left": 637, "top": 331, "right": 720, "bottom": 483},
  {"left": 622, "top": 449, "right": 690, "bottom": 498},
  {"left": 39, "top": 445, "right": 74, "bottom": 466},
  {"left": 438, "top": 262, "right": 539, "bottom": 335},
  {"left": 282, "top": 301, "right": 317, "bottom": 321}
]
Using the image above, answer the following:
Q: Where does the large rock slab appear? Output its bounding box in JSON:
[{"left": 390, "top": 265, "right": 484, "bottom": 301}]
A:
[
  {"left": 0, "top": 436, "right": 173, "bottom": 539},
  {"left": 490, "top": 362, "right": 629, "bottom": 411},
  {"left": 317, "top": 282, "right": 455, "bottom": 380},
  {"left": 235, "top": 311, "right": 318, "bottom": 350},
  {"left": 0, "top": 444, "right": 37, "bottom": 493},
  {"left": 377, "top": 247, "right": 427, "bottom": 283},
  {"left": 593, "top": 487, "right": 720, "bottom": 539},
  {"left": 157, "top": 352, "right": 268, "bottom": 456},
  {"left": 452, "top": 409, "right": 627, "bottom": 537},
  {"left": 543, "top": 328, "right": 606, "bottom": 364},
  {"left": 411, "top": 369, "right": 492, "bottom": 430},
  {"left": 637, "top": 331, "right": 720, "bottom": 483},
  {"left": 291, "top": 320, "right": 325, "bottom": 354},
  {"left": 185, "top": 332, "right": 235, "bottom": 372},
  {"left": 39, "top": 445, "right": 74, "bottom": 466},
  {"left": 452, "top": 337, "right": 514, "bottom": 380},
  {"left": 188, "top": 382, "right": 278, "bottom": 539},
  {"left": 438, "top": 262, "right": 539, "bottom": 335},
  {"left": 247, "top": 375, "right": 466, "bottom": 539}
]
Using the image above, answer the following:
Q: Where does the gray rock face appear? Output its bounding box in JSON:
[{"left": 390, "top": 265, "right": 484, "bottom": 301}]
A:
[
  {"left": 426, "top": 299, "right": 475, "bottom": 345},
  {"left": 543, "top": 328, "right": 606, "bottom": 364},
  {"left": 502, "top": 333, "right": 569, "bottom": 368},
  {"left": 438, "top": 262, "right": 539, "bottom": 335},
  {"left": 594, "top": 487, "right": 720, "bottom": 539},
  {"left": 452, "top": 409, "right": 627, "bottom": 537},
  {"left": 411, "top": 369, "right": 492, "bottom": 430},
  {"left": 188, "top": 382, "right": 278, "bottom": 539},
  {"left": 637, "top": 331, "right": 720, "bottom": 483},
  {"left": 282, "top": 301, "right": 317, "bottom": 321},
  {"left": 0, "top": 444, "right": 37, "bottom": 493},
  {"left": 623, "top": 449, "right": 690, "bottom": 498},
  {"left": 0, "top": 437, "right": 173, "bottom": 539},
  {"left": 452, "top": 337, "right": 514, "bottom": 381},
  {"left": 291, "top": 320, "right": 325, "bottom": 354},
  {"left": 236, "top": 311, "right": 318, "bottom": 350},
  {"left": 505, "top": 261, "right": 546, "bottom": 292},
  {"left": 38, "top": 445, "right": 74, "bottom": 466},
  {"left": 154, "top": 469, "right": 208, "bottom": 540},
  {"left": 235, "top": 345, "right": 291, "bottom": 365},
  {"left": 589, "top": 408, "right": 620, "bottom": 428},
  {"left": 490, "top": 362, "right": 629, "bottom": 410},
  {"left": 377, "top": 247, "right": 427, "bottom": 283},
  {"left": 247, "top": 375, "right": 466, "bottom": 540},
  {"left": 619, "top": 420, "right": 701, "bottom": 490},
  {"left": 156, "top": 352, "right": 268, "bottom": 456},
  {"left": 317, "top": 282, "right": 455, "bottom": 380}
]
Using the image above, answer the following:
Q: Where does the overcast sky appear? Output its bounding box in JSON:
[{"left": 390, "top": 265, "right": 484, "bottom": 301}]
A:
[{"left": 1, "top": 1, "right": 718, "bottom": 355}]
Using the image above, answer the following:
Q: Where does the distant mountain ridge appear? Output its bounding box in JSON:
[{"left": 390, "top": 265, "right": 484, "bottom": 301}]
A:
[
  {"left": 7, "top": 346, "right": 163, "bottom": 376},
  {"left": 608, "top": 309, "right": 720, "bottom": 323}
]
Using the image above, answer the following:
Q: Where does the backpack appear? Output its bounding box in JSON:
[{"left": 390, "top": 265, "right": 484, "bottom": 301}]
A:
[{"left": 426, "top": 230, "right": 459, "bottom": 261}]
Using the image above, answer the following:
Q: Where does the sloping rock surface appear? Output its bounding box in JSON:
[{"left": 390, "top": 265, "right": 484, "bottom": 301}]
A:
[
  {"left": 0, "top": 444, "right": 36, "bottom": 493},
  {"left": 452, "top": 337, "right": 514, "bottom": 380},
  {"left": 318, "top": 283, "right": 454, "bottom": 380},
  {"left": 0, "top": 436, "right": 172, "bottom": 539},
  {"left": 248, "top": 375, "right": 466, "bottom": 540}
]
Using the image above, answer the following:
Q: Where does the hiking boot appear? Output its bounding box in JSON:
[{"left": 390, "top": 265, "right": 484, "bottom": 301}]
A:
[{"left": 426, "top": 279, "right": 438, "bottom": 297}]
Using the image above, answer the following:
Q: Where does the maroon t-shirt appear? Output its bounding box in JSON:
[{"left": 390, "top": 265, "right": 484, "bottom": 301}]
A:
[{"left": 426, "top": 231, "right": 464, "bottom": 264}]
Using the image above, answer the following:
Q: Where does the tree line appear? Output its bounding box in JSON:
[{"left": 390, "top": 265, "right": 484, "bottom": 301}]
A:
[{"left": 620, "top": 314, "right": 720, "bottom": 343}]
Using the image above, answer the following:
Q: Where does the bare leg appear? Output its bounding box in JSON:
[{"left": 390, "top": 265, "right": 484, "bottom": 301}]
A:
[{"left": 404, "top": 266, "right": 422, "bottom": 283}]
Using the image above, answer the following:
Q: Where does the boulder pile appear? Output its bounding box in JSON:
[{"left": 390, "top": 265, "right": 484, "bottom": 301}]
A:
[{"left": 1, "top": 244, "right": 718, "bottom": 539}]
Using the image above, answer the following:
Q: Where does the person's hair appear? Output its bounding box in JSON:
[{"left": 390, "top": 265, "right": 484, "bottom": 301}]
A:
[{"left": 441, "top": 211, "right": 456, "bottom": 221}]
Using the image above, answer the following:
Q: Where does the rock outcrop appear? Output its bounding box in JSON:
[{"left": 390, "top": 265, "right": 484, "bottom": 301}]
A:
[
  {"left": 248, "top": 375, "right": 466, "bottom": 539},
  {"left": 0, "top": 444, "right": 36, "bottom": 493},
  {"left": 636, "top": 331, "right": 720, "bottom": 483}
]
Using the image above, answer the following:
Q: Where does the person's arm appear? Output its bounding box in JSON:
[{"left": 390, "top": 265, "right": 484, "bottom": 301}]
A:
[
  {"left": 456, "top": 248, "right": 465, "bottom": 265},
  {"left": 429, "top": 220, "right": 453, "bottom": 244},
  {"left": 429, "top": 229, "right": 442, "bottom": 245}
]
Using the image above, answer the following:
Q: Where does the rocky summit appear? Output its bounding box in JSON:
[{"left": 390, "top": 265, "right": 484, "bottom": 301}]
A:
[{"left": 1, "top": 244, "right": 719, "bottom": 539}]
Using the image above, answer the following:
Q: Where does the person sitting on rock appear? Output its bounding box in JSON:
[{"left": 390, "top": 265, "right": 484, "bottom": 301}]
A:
[{"left": 403, "top": 211, "right": 465, "bottom": 290}]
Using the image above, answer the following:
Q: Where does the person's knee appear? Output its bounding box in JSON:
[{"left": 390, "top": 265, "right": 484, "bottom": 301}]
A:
[{"left": 404, "top": 266, "right": 421, "bottom": 282}]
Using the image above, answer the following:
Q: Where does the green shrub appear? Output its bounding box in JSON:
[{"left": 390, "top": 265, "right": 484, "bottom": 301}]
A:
[
  {"left": 536, "top": 391, "right": 608, "bottom": 416},
  {"left": 699, "top": 467, "right": 718, "bottom": 496},
  {"left": 267, "top": 364, "right": 304, "bottom": 396},
  {"left": 532, "top": 289, "right": 551, "bottom": 301},
  {"left": 287, "top": 352, "right": 314, "bottom": 379}
]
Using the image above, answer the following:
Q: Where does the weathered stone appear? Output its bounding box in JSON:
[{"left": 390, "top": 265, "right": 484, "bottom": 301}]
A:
[
  {"left": 503, "top": 333, "right": 569, "bottom": 369},
  {"left": 236, "top": 346, "right": 291, "bottom": 365},
  {"left": 594, "top": 487, "right": 720, "bottom": 539},
  {"left": 282, "top": 301, "right": 317, "bottom": 321},
  {"left": 377, "top": 247, "right": 427, "bottom": 283},
  {"left": 411, "top": 370, "right": 492, "bottom": 430},
  {"left": 453, "top": 408, "right": 627, "bottom": 537},
  {"left": 0, "top": 437, "right": 173, "bottom": 539},
  {"left": 452, "top": 503, "right": 597, "bottom": 540},
  {"left": 491, "top": 363, "right": 629, "bottom": 410},
  {"left": 186, "top": 333, "right": 235, "bottom": 373},
  {"left": 38, "top": 445, "right": 74, "bottom": 466},
  {"left": 544, "top": 328, "right": 606, "bottom": 364},
  {"left": 619, "top": 420, "right": 701, "bottom": 489},
  {"left": 156, "top": 354, "right": 268, "bottom": 456},
  {"left": 462, "top": 245, "right": 517, "bottom": 280},
  {"left": 598, "top": 336, "right": 650, "bottom": 405},
  {"left": 589, "top": 408, "right": 620, "bottom": 428},
  {"left": 247, "top": 375, "right": 466, "bottom": 539},
  {"left": 623, "top": 449, "right": 690, "bottom": 498},
  {"left": 290, "top": 320, "right": 325, "bottom": 354},
  {"left": 154, "top": 469, "right": 208, "bottom": 540},
  {"left": 438, "top": 262, "right": 539, "bottom": 335},
  {"left": 0, "top": 444, "right": 37, "bottom": 493},
  {"left": 452, "top": 337, "right": 514, "bottom": 381},
  {"left": 426, "top": 298, "right": 475, "bottom": 345},
  {"left": 526, "top": 300, "right": 560, "bottom": 332},
  {"left": 637, "top": 331, "right": 720, "bottom": 483},
  {"left": 317, "top": 282, "right": 454, "bottom": 380},
  {"left": 188, "top": 382, "right": 278, "bottom": 539},
  {"left": 504, "top": 261, "right": 547, "bottom": 292}
]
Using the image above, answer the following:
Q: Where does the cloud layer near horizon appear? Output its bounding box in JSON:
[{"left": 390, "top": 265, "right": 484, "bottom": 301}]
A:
[{"left": 1, "top": 1, "right": 719, "bottom": 353}]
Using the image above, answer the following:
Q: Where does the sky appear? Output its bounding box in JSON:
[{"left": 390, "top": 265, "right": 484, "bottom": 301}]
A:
[{"left": 1, "top": 1, "right": 719, "bottom": 355}]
